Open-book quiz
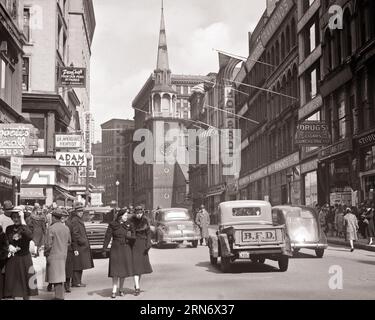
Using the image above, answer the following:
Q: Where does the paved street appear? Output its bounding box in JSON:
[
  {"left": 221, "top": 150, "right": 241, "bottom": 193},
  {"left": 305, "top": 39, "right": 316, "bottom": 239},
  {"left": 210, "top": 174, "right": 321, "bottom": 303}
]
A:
[{"left": 33, "top": 242, "right": 375, "bottom": 300}]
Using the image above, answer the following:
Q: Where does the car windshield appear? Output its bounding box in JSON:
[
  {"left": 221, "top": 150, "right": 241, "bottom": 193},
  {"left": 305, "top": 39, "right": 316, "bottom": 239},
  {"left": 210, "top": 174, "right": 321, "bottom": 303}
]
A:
[
  {"left": 162, "top": 210, "right": 190, "bottom": 221},
  {"left": 232, "top": 207, "right": 261, "bottom": 217}
]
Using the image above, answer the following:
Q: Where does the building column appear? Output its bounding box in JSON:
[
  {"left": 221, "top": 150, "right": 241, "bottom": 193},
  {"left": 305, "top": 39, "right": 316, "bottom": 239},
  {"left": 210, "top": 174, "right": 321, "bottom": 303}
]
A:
[
  {"left": 47, "top": 112, "right": 55, "bottom": 156},
  {"left": 363, "top": 67, "right": 373, "bottom": 129}
]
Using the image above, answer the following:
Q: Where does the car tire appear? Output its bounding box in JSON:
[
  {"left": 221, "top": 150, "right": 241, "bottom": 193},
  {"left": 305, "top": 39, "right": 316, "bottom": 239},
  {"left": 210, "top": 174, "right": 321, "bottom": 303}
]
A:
[
  {"left": 315, "top": 248, "right": 324, "bottom": 258},
  {"left": 278, "top": 256, "right": 289, "bottom": 272},
  {"left": 210, "top": 255, "right": 218, "bottom": 265},
  {"left": 221, "top": 257, "right": 231, "bottom": 273},
  {"left": 191, "top": 240, "right": 198, "bottom": 248}
]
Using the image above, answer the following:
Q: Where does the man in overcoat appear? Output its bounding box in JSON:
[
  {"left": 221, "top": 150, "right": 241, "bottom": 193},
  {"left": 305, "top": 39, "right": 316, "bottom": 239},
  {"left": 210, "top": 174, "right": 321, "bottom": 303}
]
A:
[
  {"left": 70, "top": 202, "right": 94, "bottom": 287},
  {"left": 195, "top": 204, "right": 210, "bottom": 246},
  {"left": 44, "top": 208, "right": 71, "bottom": 300}
]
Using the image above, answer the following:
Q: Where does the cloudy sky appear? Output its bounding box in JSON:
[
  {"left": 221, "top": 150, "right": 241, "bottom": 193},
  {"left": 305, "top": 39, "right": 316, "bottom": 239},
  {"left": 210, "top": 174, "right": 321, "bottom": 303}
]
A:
[{"left": 90, "top": 0, "right": 265, "bottom": 141}]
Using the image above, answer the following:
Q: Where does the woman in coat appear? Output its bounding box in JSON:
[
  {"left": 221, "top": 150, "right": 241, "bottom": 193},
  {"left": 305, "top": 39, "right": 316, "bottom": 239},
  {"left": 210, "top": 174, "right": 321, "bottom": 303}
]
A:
[
  {"left": 103, "top": 209, "right": 135, "bottom": 298},
  {"left": 195, "top": 205, "right": 210, "bottom": 245},
  {"left": 0, "top": 226, "right": 8, "bottom": 300},
  {"left": 44, "top": 208, "right": 71, "bottom": 300},
  {"left": 344, "top": 208, "right": 359, "bottom": 252},
  {"left": 4, "top": 210, "right": 38, "bottom": 299},
  {"left": 130, "top": 206, "right": 152, "bottom": 296},
  {"left": 363, "top": 204, "right": 375, "bottom": 245},
  {"left": 70, "top": 204, "right": 94, "bottom": 287}
]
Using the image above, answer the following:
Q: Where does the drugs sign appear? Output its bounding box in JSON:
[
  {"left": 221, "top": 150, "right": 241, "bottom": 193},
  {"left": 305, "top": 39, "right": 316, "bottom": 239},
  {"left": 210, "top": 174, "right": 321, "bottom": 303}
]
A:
[
  {"left": 56, "top": 152, "right": 87, "bottom": 167},
  {"left": 295, "top": 121, "right": 331, "bottom": 146},
  {"left": 58, "top": 67, "right": 86, "bottom": 87}
]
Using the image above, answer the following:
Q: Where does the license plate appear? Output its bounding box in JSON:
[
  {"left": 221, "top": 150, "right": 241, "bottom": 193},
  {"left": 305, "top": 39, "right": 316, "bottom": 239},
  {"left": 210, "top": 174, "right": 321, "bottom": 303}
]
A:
[
  {"left": 239, "top": 251, "right": 250, "bottom": 259},
  {"left": 241, "top": 230, "right": 276, "bottom": 242},
  {"left": 177, "top": 225, "right": 185, "bottom": 230}
]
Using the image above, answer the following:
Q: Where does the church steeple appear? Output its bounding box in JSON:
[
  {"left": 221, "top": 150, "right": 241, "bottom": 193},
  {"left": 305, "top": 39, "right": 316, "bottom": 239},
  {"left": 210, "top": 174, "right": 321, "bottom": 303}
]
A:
[
  {"left": 156, "top": 0, "right": 169, "bottom": 71},
  {"left": 153, "top": 0, "right": 174, "bottom": 93}
]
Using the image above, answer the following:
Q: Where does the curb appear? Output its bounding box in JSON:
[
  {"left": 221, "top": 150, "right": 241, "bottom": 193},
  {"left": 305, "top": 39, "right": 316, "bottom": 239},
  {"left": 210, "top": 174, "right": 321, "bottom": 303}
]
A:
[{"left": 327, "top": 239, "right": 375, "bottom": 252}]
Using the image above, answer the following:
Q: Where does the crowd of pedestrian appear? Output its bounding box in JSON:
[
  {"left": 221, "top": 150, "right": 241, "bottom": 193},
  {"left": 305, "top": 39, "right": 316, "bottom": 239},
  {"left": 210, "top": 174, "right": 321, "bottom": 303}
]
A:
[
  {"left": 317, "top": 201, "right": 375, "bottom": 251},
  {"left": 0, "top": 200, "right": 94, "bottom": 300}
]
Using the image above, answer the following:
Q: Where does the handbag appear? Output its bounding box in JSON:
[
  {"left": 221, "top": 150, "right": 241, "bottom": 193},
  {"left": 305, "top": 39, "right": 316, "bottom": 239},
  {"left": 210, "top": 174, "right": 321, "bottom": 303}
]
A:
[{"left": 363, "top": 218, "right": 369, "bottom": 225}]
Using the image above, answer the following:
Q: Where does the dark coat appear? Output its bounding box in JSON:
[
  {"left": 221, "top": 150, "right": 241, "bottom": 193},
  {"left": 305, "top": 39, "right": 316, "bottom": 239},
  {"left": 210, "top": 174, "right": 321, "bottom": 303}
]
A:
[
  {"left": 4, "top": 224, "right": 38, "bottom": 298},
  {"left": 29, "top": 212, "right": 47, "bottom": 247},
  {"left": 70, "top": 216, "right": 94, "bottom": 271},
  {"left": 103, "top": 220, "right": 135, "bottom": 278},
  {"left": 364, "top": 209, "right": 375, "bottom": 238},
  {"left": 64, "top": 219, "right": 74, "bottom": 279},
  {"left": 130, "top": 216, "right": 153, "bottom": 275},
  {"left": 0, "top": 231, "right": 8, "bottom": 300}
]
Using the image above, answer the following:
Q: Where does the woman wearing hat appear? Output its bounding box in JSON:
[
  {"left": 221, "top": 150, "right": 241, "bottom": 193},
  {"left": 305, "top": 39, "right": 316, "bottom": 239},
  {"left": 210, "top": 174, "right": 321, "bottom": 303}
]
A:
[
  {"left": 344, "top": 207, "right": 359, "bottom": 252},
  {"left": 103, "top": 209, "right": 135, "bottom": 298},
  {"left": 130, "top": 206, "right": 153, "bottom": 296},
  {"left": 44, "top": 208, "right": 71, "bottom": 300},
  {"left": 4, "top": 210, "right": 38, "bottom": 299}
]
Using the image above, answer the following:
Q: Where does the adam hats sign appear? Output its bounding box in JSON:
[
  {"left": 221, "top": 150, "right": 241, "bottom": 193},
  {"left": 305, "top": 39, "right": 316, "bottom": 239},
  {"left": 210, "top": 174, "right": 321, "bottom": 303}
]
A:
[{"left": 56, "top": 152, "right": 87, "bottom": 167}]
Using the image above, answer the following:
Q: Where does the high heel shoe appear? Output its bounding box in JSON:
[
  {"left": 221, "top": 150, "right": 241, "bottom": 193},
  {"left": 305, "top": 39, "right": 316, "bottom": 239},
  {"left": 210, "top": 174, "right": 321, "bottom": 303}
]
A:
[
  {"left": 111, "top": 292, "right": 116, "bottom": 299},
  {"left": 119, "top": 291, "right": 125, "bottom": 297},
  {"left": 134, "top": 287, "right": 140, "bottom": 296}
]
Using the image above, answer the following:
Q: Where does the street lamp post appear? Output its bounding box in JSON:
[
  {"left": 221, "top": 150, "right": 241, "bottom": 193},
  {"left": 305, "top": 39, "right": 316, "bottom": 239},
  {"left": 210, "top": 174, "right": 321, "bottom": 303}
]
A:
[
  {"left": 116, "top": 180, "right": 120, "bottom": 208},
  {"left": 286, "top": 173, "right": 293, "bottom": 205},
  {"left": 85, "top": 153, "right": 92, "bottom": 207}
]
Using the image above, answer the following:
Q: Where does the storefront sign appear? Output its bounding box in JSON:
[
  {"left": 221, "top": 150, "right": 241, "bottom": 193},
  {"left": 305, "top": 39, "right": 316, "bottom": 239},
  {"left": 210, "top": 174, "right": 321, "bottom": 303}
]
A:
[
  {"left": 58, "top": 67, "right": 86, "bottom": 87},
  {"left": 78, "top": 170, "right": 97, "bottom": 178},
  {"left": 261, "top": 0, "right": 294, "bottom": 46},
  {"left": 91, "top": 193, "right": 102, "bottom": 206},
  {"left": 301, "top": 159, "right": 318, "bottom": 174},
  {"left": 295, "top": 121, "right": 331, "bottom": 146},
  {"left": 0, "top": 124, "right": 38, "bottom": 157},
  {"left": 318, "top": 138, "right": 352, "bottom": 160},
  {"left": 10, "top": 157, "right": 23, "bottom": 177},
  {"left": 20, "top": 188, "right": 45, "bottom": 199},
  {"left": 357, "top": 129, "right": 375, "bottom": 148},
  {"left": 206, "top": 184, "right": 226, "bottom": 196},
  {"left": 0, "top": 174, "right": 12, "bottom": 187},
  {"left": 268, "top": 152, "right": 300, "bottom": 176},
  {"left": 56, "top": 152, "right": 87, "bottom": 167},
  {"left": 92, "top": 185, "right": 105, "bottom": 193},
  {"left": 84, "top": 112, "right": 91, "bottom": 153},
  {"left": 55, "top": 134, "right": 82, "bottom": 149}
]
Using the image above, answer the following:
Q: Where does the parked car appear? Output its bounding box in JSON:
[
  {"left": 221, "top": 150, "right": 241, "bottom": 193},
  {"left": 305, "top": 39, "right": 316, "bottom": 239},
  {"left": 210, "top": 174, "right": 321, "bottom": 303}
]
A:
[
  {"left": 272, "top": 205, "right": 328, "bottom": 258},
  {"left": 83, "top": 206, "right": 115, "bottom": 256},
  {"left": 150, "top": 208, "right": 201, "bottom": 248},
  {"left": 208, "top": 200, "right": 292, "bottom": 272}
]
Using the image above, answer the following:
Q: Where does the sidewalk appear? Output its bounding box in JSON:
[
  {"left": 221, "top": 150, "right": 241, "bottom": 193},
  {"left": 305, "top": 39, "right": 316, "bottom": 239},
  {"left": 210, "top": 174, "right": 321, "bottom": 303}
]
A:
[{"left": 327, "top": 236, "right": 375, "bottom": 252}]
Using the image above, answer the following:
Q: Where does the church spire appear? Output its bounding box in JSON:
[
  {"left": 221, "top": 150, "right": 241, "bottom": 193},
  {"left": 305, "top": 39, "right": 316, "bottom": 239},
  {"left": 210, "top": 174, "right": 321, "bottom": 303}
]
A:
[{"left": 156, "top": 0, "right": 170, "bottom": 71}]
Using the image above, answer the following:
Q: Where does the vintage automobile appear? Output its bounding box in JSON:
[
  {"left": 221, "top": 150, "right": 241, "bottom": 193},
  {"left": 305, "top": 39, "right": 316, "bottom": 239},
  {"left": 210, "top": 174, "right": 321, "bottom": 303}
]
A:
[
  {"left": 150, "top": 208, "right": 201, "bottom": 248},
  {"left": 208, "top": 200, "right": 292, "bottom": 272},
  {"left": 272, "top": 205, "right": 328, "bottom": 258},
  {"left": 83, "top": 206, "right": 115, "bottom": 256}
]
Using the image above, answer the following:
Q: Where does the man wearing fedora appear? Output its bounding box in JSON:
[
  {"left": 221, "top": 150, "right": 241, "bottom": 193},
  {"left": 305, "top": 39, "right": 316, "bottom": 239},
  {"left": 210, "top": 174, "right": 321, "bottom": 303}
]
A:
[
  {"left": 70, "top": 202, "right": 94, "bottom": 287},
  {"left": 44, "top": 208, "right": 71, "bottom": 300}
]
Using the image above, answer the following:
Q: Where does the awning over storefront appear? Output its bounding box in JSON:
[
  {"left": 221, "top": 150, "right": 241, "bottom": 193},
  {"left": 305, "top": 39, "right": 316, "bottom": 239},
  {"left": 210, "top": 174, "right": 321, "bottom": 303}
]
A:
[
  {"left": 54, "top": 187, "right": 76, "bottom": 201},
  {"left": 20, "top": 188, "right": 46, "bottom": 199}
]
